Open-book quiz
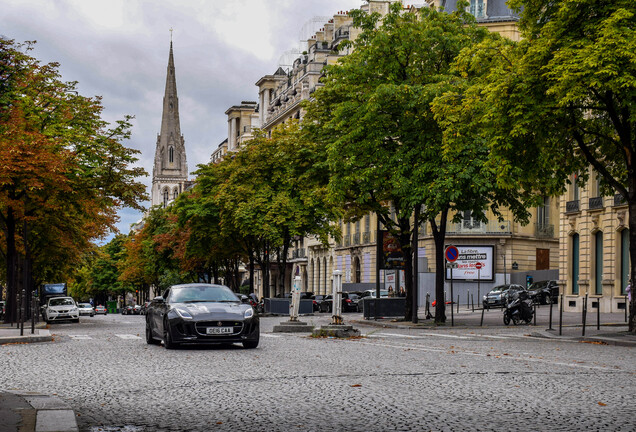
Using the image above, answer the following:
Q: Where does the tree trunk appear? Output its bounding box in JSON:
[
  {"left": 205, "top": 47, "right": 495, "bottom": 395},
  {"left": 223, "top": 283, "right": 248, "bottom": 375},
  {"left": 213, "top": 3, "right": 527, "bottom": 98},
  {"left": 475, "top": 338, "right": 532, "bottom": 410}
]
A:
[
  {"left": 431, "top": 209, "right": 449, "bottom": 324},
  {"left": 4, "top": 207, "right": 17, "bottom": 324}
]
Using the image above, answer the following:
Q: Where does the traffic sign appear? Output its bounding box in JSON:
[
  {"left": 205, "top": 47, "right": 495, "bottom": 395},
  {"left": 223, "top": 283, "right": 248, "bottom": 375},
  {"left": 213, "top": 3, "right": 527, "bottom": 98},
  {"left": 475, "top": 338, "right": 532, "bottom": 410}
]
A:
[
  {"left": 446, "top": 262, "right": 458, "bottom": 269},
  {"left": 445, "top": 245, "right": 459, "bottom": 262},
  {"left": 475, "top": 262, "right": 483, "bottom": 270}
]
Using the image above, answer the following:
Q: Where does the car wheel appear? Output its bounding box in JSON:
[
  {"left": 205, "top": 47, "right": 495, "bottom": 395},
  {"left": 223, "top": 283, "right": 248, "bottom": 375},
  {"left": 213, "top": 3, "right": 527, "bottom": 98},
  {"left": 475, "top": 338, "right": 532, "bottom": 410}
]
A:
[
  {"left": 163, "top": 319, "right": 179, "bottom": 349},
  {"left": 146, "top": 320, "right": 160, "bottom": 345},
  {"left": 243, "top": 333, "right": 260, "bottom": 349}
]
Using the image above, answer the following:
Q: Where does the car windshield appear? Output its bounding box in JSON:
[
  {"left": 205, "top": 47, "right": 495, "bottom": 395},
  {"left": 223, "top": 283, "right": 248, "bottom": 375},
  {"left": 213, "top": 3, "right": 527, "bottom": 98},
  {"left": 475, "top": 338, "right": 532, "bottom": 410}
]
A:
[
  {"left": 78, "top": 304, "right": 91, "bottom": 308},
  {"left": 50, "top": 298, "right": 74, "bottom": 306},
  {"left": 529, "top": 281, "right": 547, "bottom": 290},
  {"left": 490, "top": 286, "right": 508, "bottom": 293},
  {"left": 170, "top": 285, "right": 239, "bottom": 303}
]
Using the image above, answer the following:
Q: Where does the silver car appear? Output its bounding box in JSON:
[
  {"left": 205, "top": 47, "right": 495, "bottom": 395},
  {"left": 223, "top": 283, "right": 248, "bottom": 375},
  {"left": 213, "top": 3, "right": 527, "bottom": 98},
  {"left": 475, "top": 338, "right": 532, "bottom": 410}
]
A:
[
  {"left": 42, "top": 297, "right": 80, "bottom": 323},
  {"left": 77, "top": 303, "right": 95, "bottom": 317}
]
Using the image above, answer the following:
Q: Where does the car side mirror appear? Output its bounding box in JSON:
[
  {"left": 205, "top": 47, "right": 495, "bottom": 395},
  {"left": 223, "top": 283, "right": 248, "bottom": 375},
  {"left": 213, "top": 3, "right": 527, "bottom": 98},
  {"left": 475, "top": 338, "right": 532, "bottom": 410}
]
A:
[
  {"left": 153, "top": 296, "right": 165, "bottom": 303},
  {"left": 241, "top": 297, "right": 250, "bottom": 304}
]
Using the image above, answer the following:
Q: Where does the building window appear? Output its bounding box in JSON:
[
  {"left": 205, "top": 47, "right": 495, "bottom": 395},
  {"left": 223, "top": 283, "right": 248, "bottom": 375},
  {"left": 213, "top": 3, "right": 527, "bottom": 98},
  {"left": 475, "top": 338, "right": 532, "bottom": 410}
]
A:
[
  {"left": 538, "top": 197, "right": 549, "bottom": 226},
  {"left": 173, "top": 189, "right": 178, "bottom": 200},
  {"left": 169, "top": 146, "right": 174, "bottom": 163},
  {"left": 621, "top": 229, "right": 630, "bottom": 295},
  {"left": 594, "top": 231, "right": 603, "bottom": 295},
  {"left": 572, "top": 234, "right": 579, "bottom": 295},
  {"left": 163, "top": 188, "right": 169, "bottom": 208},
  {"left": 463, "top": 211, "right": 482, "bottom": 229},
  {"left": 573, "top": 173, "right": 580, "bottom": 201},
  {"left": 469, "top": 0, "right": 485, "bottom": 18}
]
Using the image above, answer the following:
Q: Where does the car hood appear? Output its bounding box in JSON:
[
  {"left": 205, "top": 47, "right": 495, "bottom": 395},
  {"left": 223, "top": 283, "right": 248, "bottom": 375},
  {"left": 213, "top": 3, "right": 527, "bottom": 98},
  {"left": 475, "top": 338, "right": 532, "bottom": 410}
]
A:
[
  {"left": 172, "top": 302, "right": 251, "bottom": 320},
  {"left": 48, "top": 305, "right": 75, "bottom": 311}
]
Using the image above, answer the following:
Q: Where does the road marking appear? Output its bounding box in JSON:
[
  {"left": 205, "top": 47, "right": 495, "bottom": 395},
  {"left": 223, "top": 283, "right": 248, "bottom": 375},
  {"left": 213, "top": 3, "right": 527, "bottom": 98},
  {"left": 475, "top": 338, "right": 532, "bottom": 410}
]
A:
[
  {"left": 370, "top": 332, "right": 470, "bottom": 340},
  {"left": 68, "top": 335, "right": 92, "bottom": 340},
  {"left": 356, "top": 339, "right": 624, "bottom": 372},
  {"left": 115, "top": 334, "right": 142, "bottom": 340},
  {"left": 261, "top": 334, "right": 282, "bottom": 338}
]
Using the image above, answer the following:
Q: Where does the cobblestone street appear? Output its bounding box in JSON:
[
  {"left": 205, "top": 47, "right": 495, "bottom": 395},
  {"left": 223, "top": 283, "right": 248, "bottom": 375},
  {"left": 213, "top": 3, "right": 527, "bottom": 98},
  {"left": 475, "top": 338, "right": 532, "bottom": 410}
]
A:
[{"left": 1, "top": 313, "right": 634, "bottom": 431}]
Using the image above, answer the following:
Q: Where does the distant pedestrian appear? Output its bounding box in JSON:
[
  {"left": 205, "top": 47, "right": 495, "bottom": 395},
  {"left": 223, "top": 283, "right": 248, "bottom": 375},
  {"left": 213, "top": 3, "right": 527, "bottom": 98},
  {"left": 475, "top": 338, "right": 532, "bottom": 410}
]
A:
[{"left": 626, "top": 283, "right": 632, "bottom": 302}]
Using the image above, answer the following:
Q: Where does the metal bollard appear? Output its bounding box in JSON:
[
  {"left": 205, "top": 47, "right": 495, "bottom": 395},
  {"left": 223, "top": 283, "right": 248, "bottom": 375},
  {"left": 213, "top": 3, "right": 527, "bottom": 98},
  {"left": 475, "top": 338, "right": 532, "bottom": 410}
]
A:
[
  {"left": 533, "top": 302, "right": 537, "bottom": 326},
  {"left": 20, "top": 289, "right": 25, "bottom": 336},
  {"left": 467, "top": 292, "right": 470, "bottom": 310},
  {"left": 457, "top": 295, "right": 460, "bottom": 314},
  {"left": 471, "top": 294, "right": 474, "bottom": 312},
  {"left": 331, "top": 270, "right": 343, "bottom": 325},
  {"left": 31, "top": 292, "right": 36, "bottom": 334},
  {"left": 480, "top": 306, "right": 485, "bottom": 327},
  {"left": 289, "top": 276, "right": 301, "bottom": 322},
  {"left": 559, "top": 294, "right": 563, "bottom": 336},
  {"left": 582, "top": 294, "right": 588, "bottom": 337},
  {"left": 597, "top": 299, "right": 600, "bottom": 330},
  {"left": 548, "top": 296, "right": 553, "bottom": 330}
]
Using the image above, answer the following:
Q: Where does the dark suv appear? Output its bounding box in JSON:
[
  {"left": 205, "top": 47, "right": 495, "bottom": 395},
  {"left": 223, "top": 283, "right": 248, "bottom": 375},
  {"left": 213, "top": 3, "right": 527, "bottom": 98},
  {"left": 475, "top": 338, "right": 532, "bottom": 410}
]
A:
[{"left": 527, "top": 280, "right": 559, "bottom": 305}]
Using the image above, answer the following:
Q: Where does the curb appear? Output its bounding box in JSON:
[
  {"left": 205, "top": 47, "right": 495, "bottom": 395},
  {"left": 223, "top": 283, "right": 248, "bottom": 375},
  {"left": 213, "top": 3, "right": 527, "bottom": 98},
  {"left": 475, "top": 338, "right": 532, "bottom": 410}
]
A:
[
  {"left": 2, "top": 390, "right": 78, "bottom": 432},
  {"left": 0, "top": 330, "right": 53, "bottom": 345}
]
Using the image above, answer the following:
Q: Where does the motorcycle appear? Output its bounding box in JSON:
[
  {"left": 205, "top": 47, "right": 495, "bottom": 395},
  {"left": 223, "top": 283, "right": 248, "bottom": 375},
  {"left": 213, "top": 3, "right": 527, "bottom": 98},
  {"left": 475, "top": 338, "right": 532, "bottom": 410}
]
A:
[{"left": 503, "top": 291, "right": 534, "bottom": 325}]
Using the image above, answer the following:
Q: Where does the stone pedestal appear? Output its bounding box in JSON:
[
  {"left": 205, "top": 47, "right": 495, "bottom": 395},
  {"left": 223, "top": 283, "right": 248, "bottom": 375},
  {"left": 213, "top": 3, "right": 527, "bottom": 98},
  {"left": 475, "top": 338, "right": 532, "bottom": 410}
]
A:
[
  {"left": 312, "top": 324, "right": 360, "bottom": 338},
  {"left": 272, "top": 320, "right": 314, "bottom": 333}
]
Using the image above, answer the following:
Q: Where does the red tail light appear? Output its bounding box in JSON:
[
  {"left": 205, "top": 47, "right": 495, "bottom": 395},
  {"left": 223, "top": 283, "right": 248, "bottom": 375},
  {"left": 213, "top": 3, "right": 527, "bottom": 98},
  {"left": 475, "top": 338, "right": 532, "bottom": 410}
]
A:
[{"left": 346, "top": 299, "right": 351, "bottom": 303}]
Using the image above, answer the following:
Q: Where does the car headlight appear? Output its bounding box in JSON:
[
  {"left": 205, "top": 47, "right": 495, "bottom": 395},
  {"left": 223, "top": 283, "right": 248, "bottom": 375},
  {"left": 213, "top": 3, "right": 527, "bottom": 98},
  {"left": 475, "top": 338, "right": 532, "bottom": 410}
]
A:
[
  {"left": 49, "top": 309, "right": 58, "bottom": 314},
  {"left": 70, "top": 307, "right": 78, "bottom": 312},
  {"left": 174, "top": 308, "right": 193, "bottom": 320},
  {"left": 244, "top": 308, "right": 254, "bottom": 319}
]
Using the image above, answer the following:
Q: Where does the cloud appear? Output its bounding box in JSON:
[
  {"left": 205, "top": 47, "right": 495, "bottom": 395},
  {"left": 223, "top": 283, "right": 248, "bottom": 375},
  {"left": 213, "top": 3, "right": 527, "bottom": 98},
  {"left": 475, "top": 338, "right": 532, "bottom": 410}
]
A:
[{"left": 1, "top": 0, "right": 363, "bottom": 237}]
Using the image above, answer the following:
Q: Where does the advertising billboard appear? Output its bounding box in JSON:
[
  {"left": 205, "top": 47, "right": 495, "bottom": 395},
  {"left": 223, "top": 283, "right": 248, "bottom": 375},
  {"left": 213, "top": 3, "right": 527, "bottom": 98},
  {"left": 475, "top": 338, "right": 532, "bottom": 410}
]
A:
[
  {"left": 445, "top": 245, "right": 494, "bottom": 281},
  {"left": 379, "top": 230, "right": 405, "bottom": 269}
]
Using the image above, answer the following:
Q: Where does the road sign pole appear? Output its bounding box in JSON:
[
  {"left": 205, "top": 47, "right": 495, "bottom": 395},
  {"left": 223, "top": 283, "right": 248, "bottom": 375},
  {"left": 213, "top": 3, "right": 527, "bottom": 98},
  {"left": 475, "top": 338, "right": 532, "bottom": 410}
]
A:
[{"left": 450, "top": 267, "right": 454, "bottom": 327}]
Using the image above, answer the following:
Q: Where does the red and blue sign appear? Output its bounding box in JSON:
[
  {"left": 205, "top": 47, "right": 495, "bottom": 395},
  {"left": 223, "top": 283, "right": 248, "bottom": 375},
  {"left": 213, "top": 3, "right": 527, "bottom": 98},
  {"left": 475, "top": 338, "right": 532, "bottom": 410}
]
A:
[{"left": 444, "top": 245, "right": 459, "bottom": 262}]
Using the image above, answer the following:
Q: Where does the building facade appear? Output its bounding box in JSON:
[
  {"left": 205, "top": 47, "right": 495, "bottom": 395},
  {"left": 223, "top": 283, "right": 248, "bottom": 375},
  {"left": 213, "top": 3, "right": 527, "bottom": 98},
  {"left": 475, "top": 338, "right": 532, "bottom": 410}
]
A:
[{"left": 218, "top": 0, "right": 560, "bottom": 301}]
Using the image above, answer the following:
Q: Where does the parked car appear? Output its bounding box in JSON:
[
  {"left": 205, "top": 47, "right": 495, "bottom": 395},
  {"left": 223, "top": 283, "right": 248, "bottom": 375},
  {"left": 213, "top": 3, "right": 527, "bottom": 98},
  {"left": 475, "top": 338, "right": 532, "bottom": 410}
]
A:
[
  {"left": 527, "top": 280, "right": 559, "bottom": 305},
  {"left": 77, "top": 303, "right": 95, "bottom": 317},
  {"left": 121, "top": 305, "right": 134, "bottom": 315},
  {"left": 319, "top": 293, "right": 358, "bottom": 313},
  {"left": 0, "top": 300, "right": 5, "bottom": 320},
  {"left": 94, "top": 305, "right": 107, "bottom": 315},
  {"left": 361, "top": 289, "right": 389, "bottom": 299},
  {"left": 145, "top": 283, "right": 259, "bottom": 349},
  {"left": 140, "top": 301, "right": 152, "bottom": 315},
  {"left": 132, "top": 304, "right": 142, "bottom": 315},
  {"left": 483, "top": 284, "right": 525, "bottom": 309},
  {"left": 41, "top": 296, "right": 79, "bottom": 323},
  {"left": 312, "top": 295, "right": 326, "bottom": 312}
]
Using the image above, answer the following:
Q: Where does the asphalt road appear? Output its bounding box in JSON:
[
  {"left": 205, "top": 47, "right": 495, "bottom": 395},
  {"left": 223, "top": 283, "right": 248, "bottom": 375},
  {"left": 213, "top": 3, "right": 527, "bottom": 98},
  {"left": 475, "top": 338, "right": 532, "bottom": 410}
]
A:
[{"left": 0, "top": 313, "right": 634, "bottom": 431}]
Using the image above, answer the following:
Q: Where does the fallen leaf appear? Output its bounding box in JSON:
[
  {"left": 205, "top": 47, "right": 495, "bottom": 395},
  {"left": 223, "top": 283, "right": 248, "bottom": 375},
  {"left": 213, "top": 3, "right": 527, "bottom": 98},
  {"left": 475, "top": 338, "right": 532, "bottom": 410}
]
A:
[
  {"left": 598, "top": 402, "right": 606, "bottom": 406},
  {"left": 351, "top": 384, "right": 362, "bottom": 387},
  {"left": 217, "top": 422, "right": 223, "bottom": 424}
]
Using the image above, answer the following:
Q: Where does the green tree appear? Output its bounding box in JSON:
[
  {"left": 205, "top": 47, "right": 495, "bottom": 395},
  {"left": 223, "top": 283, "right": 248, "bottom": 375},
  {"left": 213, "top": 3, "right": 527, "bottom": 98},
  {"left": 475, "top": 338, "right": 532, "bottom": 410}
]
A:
[
  {"left": 0, "top": 39, "right": 147, "bottom": 321},
  {"left": 304, "top": 2, "right": 533, "bottom": 322},
  {"left": 453, "top": 0, "right": 636, "bottom": 330}
]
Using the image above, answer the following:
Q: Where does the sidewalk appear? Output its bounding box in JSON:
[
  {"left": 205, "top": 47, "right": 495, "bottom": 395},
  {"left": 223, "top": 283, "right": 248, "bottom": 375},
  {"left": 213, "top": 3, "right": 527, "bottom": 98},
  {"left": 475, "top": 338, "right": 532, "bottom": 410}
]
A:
[
  {"left": 1, "top": 323, "right": 78, "bottom": 432},
  {"left": 0, "top": 390, "right": 78, "bottom": 432},
  {"left": 352, "top": 305, "right": 636, "bottom": 347}
]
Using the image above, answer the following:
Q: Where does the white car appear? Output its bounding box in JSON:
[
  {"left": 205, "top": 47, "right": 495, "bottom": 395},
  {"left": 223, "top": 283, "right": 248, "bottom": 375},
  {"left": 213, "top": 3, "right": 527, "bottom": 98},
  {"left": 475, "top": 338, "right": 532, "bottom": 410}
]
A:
[
  {"left": 42, "top": 297, "right": 80, "bottom": 323},
  {"left": 77, "top": 303, "right": 95, "bottom": 317}
]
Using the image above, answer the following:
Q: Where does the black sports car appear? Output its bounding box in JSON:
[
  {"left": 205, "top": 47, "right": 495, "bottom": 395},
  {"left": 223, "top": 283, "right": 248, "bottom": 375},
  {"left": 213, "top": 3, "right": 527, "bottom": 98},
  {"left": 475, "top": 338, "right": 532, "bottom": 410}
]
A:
[{"left": 145, "top": 283, "right": 259, "bottom": 349}]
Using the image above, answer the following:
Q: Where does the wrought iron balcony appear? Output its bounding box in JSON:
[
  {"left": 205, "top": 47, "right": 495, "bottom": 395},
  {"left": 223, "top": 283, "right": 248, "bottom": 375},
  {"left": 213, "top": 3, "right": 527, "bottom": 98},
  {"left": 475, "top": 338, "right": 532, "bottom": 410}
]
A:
[
  {"left": 614, "top": 193, "right": 627, "bottom": 206},
  {"left": 352, "top": 233, "right": 360, "bottom": 245},
  {"left": 535, "top": 223, "right": 555, "bottom": 238},
  {"left": 446, "top": 220, "right": 511, "bottom": 235},
  {"left": 343, "top": 234, "right": 351, "bottom": 247},
  {"left": 566, "top": 200, "right": 580, "bottom": 213},
  {"left": 588, "top": 196, "right": 604, "bottom": 210},
  {"left": 362, "top": 232, "right": 371, "bottom": 244}
]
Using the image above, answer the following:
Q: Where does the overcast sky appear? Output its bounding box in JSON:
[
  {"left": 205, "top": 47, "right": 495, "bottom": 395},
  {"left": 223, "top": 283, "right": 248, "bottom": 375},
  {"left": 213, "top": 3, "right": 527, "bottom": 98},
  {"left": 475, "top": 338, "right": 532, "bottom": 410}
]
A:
[{"left": 1, "top": 0, "right": 364, "bottom": 240}]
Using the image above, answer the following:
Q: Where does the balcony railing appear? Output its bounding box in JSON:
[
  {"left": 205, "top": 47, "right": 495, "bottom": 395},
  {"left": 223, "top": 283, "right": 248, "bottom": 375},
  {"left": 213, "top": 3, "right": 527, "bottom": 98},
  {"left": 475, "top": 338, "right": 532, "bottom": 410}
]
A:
[
  {"left": 614, "top": 193, "right": 627, "bottom": 207},
  {"left": 352, "top": 233, "right": 360, "bottom": 245},
  {"left": 588, "top": 196, "right": 604, "bottom": 210},
  {"left": 343, "top": 234, "right": 351, "bottom": 247},
  {"left": 535, "top": 223, "right": 555, "bottom": 238},
  {"left": 446, "top": 220, "right": 511, "bottom": 235},
  {"left": 362, "top": 232, "right": 371, "bottom": 244},
  {"left": 566, "top": 200, "right": 580, "bottom": 213}
]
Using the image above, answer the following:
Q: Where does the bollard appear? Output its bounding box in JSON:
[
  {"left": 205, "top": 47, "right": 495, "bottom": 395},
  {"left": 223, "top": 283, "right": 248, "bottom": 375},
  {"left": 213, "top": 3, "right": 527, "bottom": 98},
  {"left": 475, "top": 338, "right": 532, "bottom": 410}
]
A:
[
  {"left": 31, "top": 292, "right": 36, "bottom": 334},
  {"left": 425, "top": 293, "right": 432, "bottom": 319},
  {"left": 548, "top": 295, "right": 553, "bottom": 330},
  {"left": 471, "top": 294, "right": 474, "bottom": 312},
  {"left": 20, "top": 289, "right": 25, "bottom": 336},
  {"left": 533, "top": 302, "right": 537, "bottom": 326},
  {"left": 559, "top": 294, "right": 563, "bottom": 336},
  {"left": 626, "top": 295, "right": 628, "bottom": 323},
  {"left": 480, "top": 306, "right": 485, "bottom": 326},
  {"left": 331, "top": 270, "right": 343, "bottom": 325},
  {"left": 289, "top": 276, "right": 301, "bottom": 322},
  {"left": 582, "top": 294, "right": 588, "bottom": 337},
  {"left": 597, "top": 299, "right": 600, "bottom": 330},
  {"left": 467, "top": 292, "right": 470, "bottom": 310},
  {"left": 457, "top": 295, "right": 460, "bottom": 314}
]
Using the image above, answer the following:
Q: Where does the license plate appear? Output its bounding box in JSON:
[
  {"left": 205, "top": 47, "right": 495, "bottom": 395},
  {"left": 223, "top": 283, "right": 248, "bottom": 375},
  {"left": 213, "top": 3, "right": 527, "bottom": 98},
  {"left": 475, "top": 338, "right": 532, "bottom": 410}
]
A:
[{"left": 206, "top": 327, "right": 232, "bottom": 335}]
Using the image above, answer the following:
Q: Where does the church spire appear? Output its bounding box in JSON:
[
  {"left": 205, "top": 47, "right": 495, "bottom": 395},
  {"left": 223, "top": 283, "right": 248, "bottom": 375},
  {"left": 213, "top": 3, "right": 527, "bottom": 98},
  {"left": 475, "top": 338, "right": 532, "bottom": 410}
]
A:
[{"left": 151, "top": 39, "right": 189, "bottom": 208}]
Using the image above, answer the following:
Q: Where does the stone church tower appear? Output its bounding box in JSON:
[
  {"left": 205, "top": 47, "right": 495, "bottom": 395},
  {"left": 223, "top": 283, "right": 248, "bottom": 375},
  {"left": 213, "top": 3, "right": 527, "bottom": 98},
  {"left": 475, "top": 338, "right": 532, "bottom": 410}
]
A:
[{"left": 151, "top": 41, "right": 189, "bottom": 207}]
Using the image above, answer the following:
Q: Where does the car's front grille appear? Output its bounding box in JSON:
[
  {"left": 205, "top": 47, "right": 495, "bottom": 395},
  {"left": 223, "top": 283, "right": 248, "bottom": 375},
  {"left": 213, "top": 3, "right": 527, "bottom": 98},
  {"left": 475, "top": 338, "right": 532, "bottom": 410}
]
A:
[{"left": 194, "top": 321, "right": 243, "bottom": 336}]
